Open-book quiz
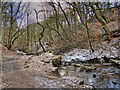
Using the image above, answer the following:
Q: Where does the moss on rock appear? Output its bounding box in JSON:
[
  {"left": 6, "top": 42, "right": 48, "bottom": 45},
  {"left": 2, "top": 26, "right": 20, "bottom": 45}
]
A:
[
  {"left": 73, "top": 64, "right": 81, "bottom": 67},
  {"left": 84, "top": 66, "right": 96, "bottom": 72},
  {"left": 52, "top": 55, "right": 62, "bottom": 67}
]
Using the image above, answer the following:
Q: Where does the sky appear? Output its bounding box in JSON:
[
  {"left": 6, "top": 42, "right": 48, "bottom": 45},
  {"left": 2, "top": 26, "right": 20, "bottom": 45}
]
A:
[
  {"left": 17, "top": 2, "right": 45, "bottom": 28},
  {"left": 10, "top": 0, "right": 120, "bottom": 28},
  {"left": 18, "top": 2, "right": 65, "bottom": 28},
  {"left": 3, "top": 0, "right": 120, "bottom": 2}
]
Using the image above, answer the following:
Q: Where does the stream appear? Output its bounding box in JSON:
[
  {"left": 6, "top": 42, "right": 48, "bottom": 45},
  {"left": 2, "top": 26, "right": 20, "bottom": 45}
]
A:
[
  {"left": 59, "top": 48, "right": 120, "bottom": 88},
  {"left": 2, "top": 45, "right": 120, "bottom": 88},
  {"left": 60, "top": 63, "right": 120, "bottom": 88}
]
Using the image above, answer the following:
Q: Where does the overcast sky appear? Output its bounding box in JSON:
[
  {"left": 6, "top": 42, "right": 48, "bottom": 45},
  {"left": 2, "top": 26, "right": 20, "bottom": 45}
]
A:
[
  {"left": 17, "top": 2, "right": 46, "bottom": 28},
  {"left": 16, "top": 0, "right": 119, "bottom": 28},
  {"left": 4, "top": 0, "right": 120, "bottom": 2}
]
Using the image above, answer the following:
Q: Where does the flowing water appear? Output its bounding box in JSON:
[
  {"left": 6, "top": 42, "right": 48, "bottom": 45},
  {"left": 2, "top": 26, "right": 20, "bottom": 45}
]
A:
[
  {"left": 60, "top": 48, "right": 120, "bottom": 88},
  {"left": 61, "top": 63, "right": 120, "bottom": 88}
]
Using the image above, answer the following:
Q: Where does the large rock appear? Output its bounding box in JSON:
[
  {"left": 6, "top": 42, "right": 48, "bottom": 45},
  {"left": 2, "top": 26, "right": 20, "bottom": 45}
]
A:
[
  {"left": 73, "top": 64, "right": 81, "bottom": 67},
  {"left": 58, "top": 67, "right": 67, "bottom": 76},
  {"left": 51, "top": 55, "right": 62, "bottom": 67},
  {"left": 34, "top": 53, "right": 62, "bottom": 67}
]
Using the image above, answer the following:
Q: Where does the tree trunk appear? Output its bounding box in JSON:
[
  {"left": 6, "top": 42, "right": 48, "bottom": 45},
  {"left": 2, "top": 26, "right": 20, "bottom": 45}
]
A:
[
  {"left": 34, "top": 9, "right": 46, "bottom": 53},
  {"left": 8, "top": 4, "right": 13, "bottom": 50},
  {"left": 39, "top": 38, "right": 46, "bottom": 53},
  {"left": 26, "top": 12, "right": 29, "bottom": 52}
]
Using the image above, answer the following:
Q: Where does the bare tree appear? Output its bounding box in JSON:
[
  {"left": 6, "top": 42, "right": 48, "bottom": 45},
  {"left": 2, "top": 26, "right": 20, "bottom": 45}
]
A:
[
  {"left": 1, "top": 2, "right": 28, "bottom": 50},
  {"left": 34, "top": 9, "right": 46, "bottom": 52}
]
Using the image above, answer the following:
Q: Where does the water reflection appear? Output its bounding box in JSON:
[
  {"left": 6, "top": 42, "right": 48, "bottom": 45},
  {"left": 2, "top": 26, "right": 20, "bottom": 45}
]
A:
[{"left": 64, "top": 63, "right": 120, "bottom": 88}]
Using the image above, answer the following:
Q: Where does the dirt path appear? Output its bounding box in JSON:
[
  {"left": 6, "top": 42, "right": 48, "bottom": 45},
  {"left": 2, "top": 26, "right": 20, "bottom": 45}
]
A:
[
  {"left": 1, "top": 54, "right": 84, "bottom": 88},
  {"left": 2, "top": 55, "right": 36, "bottom": 88}
]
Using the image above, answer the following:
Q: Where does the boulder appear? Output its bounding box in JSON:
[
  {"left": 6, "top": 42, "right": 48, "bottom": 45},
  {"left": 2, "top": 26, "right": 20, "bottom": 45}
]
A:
[
  {"left": 99, "top": 58, "right": 105, "bottom": 63},
  {"left": 73, "top": 64, "right": 81, "bottom": 67},
  {"left": 82, "top": 85, "right": 93, "bottom": 89},
  {"left": 112, "top": 80, "right": 118, "bottom": 85},
  {"left": 51, "top": 55, "right": 62, "bottom": 67},
  {"left": 52, "top": 67, "right": 60, "bottom": 77},
  {"left": 44, "top": 59, "right": 50, "bottom": 63},
  {"left": 2, "top": 54, "right": 7, "bottom": 59},
  {"left": 78, "top": 79, "right": 84, "bottom": 85},
  {"left": 59, "top": 69, "right": 67, "bottom": 76},
  {"left": 34, "top": 53, "right": 62, "bottom": 67}
]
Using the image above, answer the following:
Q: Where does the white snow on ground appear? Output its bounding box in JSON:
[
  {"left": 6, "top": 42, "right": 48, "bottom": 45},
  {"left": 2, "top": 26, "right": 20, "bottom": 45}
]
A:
[
  {"left": 62, "top": 42, "right": 119, "bottom": 63},
  {"left": 16, "top": 50, "right": 26, "bottom": 55}
]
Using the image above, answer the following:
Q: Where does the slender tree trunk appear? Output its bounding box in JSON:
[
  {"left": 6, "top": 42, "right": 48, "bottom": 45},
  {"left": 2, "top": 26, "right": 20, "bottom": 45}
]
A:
[
  {"left": 85, "top": 4, "right": 94, "bottom": 52},
  {"left": 73, "top": 2, "right": 78, "bottom": 38},
  {"left": 39, "top": 38, "right": 46, "bottom": 52},
  {"left": 3, "top": 12, "right": 7, "bottom": 45},
  {"left": 26, "top": 12, "right": 29, "bottom": 52},
  {"left": 8, "top": 4, "right": 13, "bottom": 50},
  {"left": 0, "top": 1, "right": 3, "bottom": 44},
  {"left": 57, "top": 2, "right": 70, "bottom": 26},
  {"left": 86, "top": 25, "right": 94, "bottom": 52}
]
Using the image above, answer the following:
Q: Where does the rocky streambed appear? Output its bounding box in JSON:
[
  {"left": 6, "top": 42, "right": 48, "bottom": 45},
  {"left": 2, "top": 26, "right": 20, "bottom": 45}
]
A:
[
  {"left": 32, "top": 52, "right": 120, "bottom": 88},
  {"left": 32, "top": 49, "right": 120, "bottom": 88},
  {"left": 58, "top": 63, "right": 120, "bottom": 88},
  {"left": 58, "top": 41, "right": 120, "bottom": 88},
  {"left": 1, "top": 40, "right": 120, "bottom": 88}
]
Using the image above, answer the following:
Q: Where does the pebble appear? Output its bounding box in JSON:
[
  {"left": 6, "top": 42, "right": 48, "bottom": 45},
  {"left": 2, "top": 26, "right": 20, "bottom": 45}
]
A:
[
  {"left": 93, "top": 74, "right": 96, "bottom": 78},
  {"left": 112, "top": 80, "right": 118, "bottom": 85}
]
